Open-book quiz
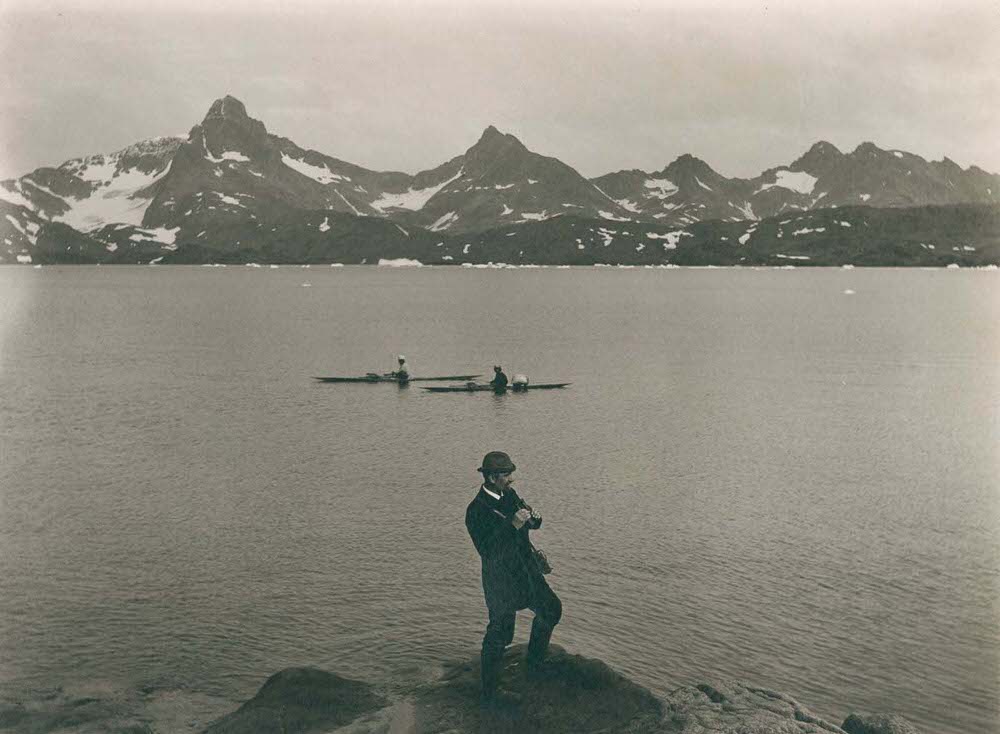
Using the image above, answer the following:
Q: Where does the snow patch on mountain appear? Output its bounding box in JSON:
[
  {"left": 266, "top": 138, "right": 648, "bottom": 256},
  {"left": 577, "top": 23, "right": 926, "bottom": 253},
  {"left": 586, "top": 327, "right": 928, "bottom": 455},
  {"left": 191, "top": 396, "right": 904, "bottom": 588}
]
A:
[
  {"left": 519, "top": 211, "right": 549, "bottom": 221},
  {"left": 0, "top": 182, "right": 37, "bottom": 209},
  {"left": 643, "top": 178, "right": 679, "bottom": 199},
  {"left": 371, "top": 168, "right": 463, "bottom": 212},
  {"left": 792, "top": 227, "right": 826, "bottom": 236},
  {"left": 281, "top": 153, "right": 350, "bottom": 184},
  {"left": 203, "top": 135, "right": 250, "bottom": 163},
  {"left": 217, "top": 193, "right": 245, "bottom": 207},
  {"left": 430, "top": 211, "right": 459, "bottom": 231},
  {"left": 55, "top": 160, "right": 174, "bottom": 231},
  {"left": 695, "top": 176, "right": 713, "bottom": 192},
  {"left": 319, "top": 217, "right": 330, "bottom": 232},
  {"left": 599, "top": 210, "right": 630, "bottom": 222},
  {"left": 501, "top": 204, "right": 513, "bottom": 216},
  {"left": 731, "top": 201, "right": 757, "bottom": 220},
  {"left": 646, "top": 230, "right": 691, "bottom": 249},
  {"left": 616, "top": 199, "right": 642, "bottom": 213},
  {"left": 128, "top": 226, "right": 180, "bottom": 245},
  {"left": 859, "top": 193, "right": 871, "bottom": 202},
  {"left": 755, "top": 170, "right": 818, "bottom": 195},
  {"left": 738, "top": 225, "right": 758, "bottom": 245},
  {"left": 5, "top": 214, "right": 37, "bottom": 244}
]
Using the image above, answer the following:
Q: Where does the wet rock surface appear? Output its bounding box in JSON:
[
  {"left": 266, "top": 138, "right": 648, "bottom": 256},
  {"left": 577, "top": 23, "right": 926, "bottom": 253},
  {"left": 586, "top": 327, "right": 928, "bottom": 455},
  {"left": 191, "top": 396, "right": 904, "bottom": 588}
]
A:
[
  {"left": 662, "top": 681, "right": 844, "bottom": 733},
  {"left": 200, "top": 648, "right": 926, "bottom": 734},
  {"left": 201, "top": 667, "right": 385, "bottom": 734},
  {"left": 841, "top": 712, "right": 922, "bottom": 734},
  {"left": 409, "top": 644, "right": 664, "bottom": 733}
]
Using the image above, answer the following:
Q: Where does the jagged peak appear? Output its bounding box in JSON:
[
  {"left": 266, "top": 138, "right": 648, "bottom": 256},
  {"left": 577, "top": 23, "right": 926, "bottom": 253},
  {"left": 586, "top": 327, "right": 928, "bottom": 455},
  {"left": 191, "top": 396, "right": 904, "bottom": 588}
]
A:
[
  {"left": 852, "top": 141, "right": 884, "bottom": 156},
  {"left": 806, "top": 140, "right": 842, "bottom": 156},
  {"left": 203, "top": 95, "right": 251, "bottom": 123},
  {"left": 472, "top": 125, "right": 524, "bottom": 149},
  {"left": 662, "top": 153, "right": 718, "bottom": 178}
]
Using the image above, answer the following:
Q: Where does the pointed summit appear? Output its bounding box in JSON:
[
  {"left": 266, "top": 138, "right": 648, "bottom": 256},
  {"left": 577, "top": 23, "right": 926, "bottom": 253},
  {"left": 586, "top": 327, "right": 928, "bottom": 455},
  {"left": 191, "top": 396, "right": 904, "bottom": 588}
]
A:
[
  {"left": 467, "top": 125, "right": 527, "bottom": 158},
  {"left": 662, "top": 153, "right": 719, "bottom": 181},
  {"left": 791, "top": 140, "right": 844, "bottom": 172},
  {"left": 196, "top": 95, "right": 268, "bottom": 146},
  {"left": 852, "top": 141, "right": 884, "bottom": 158},
  {"left": 203, "top": 95, "right": 251, "bottom": 123}
]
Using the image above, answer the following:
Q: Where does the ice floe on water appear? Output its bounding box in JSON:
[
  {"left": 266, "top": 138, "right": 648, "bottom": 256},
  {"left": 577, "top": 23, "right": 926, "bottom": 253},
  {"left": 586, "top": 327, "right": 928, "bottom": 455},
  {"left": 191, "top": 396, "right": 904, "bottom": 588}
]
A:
[
  {"left": 844, "top": 289, "right": 856, "bottom": 294},
  {"left": 378, "top": 258, "right": 423, "bottom": 267},
  {"left": 946, "top": 263, "right": 960, "bottom": 269},
  {"left": 776, "top": 254, "right": 811, "bottom": 260},
  {"left": 280, "top": 153, "right": 350, "bottom": 184}
]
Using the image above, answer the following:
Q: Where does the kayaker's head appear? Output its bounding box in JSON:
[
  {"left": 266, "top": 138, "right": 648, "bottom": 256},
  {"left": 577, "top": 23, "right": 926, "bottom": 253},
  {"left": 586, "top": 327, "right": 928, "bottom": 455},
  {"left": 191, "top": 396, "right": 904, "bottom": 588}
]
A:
[
  {"left": 398, "top": 355, "right": 406, "bottom": 364},
  {"left": 493, "top": 365, "right": 502, "bottom": 373},
  {"left": 479, "top": 451, "right": 516, "bottom": 491}
]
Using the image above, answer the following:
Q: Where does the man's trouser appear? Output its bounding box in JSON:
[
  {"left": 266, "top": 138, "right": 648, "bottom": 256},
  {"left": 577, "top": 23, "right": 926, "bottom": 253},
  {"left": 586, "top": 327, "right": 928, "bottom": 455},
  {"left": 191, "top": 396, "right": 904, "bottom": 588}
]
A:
[{"left": 480, "top": 580, "right": 562, "bottom": 698}]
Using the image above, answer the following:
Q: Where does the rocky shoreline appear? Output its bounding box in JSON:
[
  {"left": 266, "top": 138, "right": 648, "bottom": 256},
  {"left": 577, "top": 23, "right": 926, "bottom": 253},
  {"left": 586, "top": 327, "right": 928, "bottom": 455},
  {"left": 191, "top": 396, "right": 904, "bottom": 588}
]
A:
[
  {"left": 0, "top": 645, "right": 924, "bottom": 733},
  {"left": 199, "top": 644, "right": 921, "bottom": 734}
]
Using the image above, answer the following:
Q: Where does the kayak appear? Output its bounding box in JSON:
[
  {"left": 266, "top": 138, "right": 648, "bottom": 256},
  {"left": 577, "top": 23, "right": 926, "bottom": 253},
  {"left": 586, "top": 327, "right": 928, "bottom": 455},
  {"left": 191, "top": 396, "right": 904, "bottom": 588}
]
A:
[
  {"left": 421, "top": 382, "right": 571, "bottom": 393},
  {"left": 314, "top": 373, "right": 481, "bottom": 383}
]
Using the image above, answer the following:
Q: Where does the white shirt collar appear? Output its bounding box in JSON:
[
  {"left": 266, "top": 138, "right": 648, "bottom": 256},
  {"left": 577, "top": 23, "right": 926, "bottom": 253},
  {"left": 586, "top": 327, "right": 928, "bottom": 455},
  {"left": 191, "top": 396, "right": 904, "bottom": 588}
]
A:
[{"left": 481, "top": 483, "right": 502, "bottom": 501}]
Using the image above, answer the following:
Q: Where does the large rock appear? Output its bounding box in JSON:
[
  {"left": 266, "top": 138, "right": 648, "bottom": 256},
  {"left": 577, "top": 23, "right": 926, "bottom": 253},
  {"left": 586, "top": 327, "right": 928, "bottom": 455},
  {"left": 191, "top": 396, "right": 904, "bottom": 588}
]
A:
[
  {"left": 199, "top": 651, "right": 926, "bottom": 734},
  {"left": 662, "top": 681, "right": 846, "bottom": 733},
  {"left": 201, "top": 667, "right": 386, "bottom": 734},
  {"left": 409, "top": 643, "right": 664, "bottom": 733},
  {"left": 841, "top": 712, "right": 921, "bottom": 734}
]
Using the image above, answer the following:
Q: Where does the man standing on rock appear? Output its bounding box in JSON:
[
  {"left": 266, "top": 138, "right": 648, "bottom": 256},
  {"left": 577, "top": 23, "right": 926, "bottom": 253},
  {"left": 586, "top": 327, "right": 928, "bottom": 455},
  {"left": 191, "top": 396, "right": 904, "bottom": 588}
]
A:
[{"left": 465, "top": 451, "right": 561, "bottom": 705}]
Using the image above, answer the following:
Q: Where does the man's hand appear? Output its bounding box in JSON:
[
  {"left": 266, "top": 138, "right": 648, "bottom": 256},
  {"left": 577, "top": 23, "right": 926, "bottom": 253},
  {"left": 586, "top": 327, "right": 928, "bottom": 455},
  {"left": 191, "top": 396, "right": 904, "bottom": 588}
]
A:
[{"left": 512, "top": 508, "right": 532, "bottom": 529}]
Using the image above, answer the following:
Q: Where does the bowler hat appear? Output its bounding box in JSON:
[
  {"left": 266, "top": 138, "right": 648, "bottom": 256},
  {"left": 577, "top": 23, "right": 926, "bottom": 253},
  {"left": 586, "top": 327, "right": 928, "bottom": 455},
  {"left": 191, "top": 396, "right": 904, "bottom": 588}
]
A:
[{"left": 478, "top": 451, "right": 516, "bottom": 474}]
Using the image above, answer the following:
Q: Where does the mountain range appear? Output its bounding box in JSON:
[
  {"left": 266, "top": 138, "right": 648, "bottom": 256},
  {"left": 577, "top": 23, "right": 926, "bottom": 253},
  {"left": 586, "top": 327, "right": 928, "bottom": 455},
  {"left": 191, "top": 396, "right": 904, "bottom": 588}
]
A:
[{"left": 2, "top": 95, "right": 998, "bottom": 266}]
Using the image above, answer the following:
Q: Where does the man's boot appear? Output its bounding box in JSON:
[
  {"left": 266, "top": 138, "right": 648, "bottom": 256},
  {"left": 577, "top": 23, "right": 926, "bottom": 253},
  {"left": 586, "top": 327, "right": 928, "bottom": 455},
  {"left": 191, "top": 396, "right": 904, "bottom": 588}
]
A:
[
  {"left": 480, "top": 646, "right": 504, "bottom": 706},
  {"left": 525, "top": 619, "right": 553, "bottom": 676}
]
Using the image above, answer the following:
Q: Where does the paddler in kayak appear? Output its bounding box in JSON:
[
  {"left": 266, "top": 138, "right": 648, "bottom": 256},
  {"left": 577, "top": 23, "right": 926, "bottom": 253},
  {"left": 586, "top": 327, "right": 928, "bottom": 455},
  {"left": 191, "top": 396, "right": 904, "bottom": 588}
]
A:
[
  {"left": 489, "top": 365, "right": 508, "bottom": 391},
  {"left": 465, "top": 451, "right": 561, "bottom": 706},
  {"left": 390, "top": 355, "right": 410, "bottom": 383}
]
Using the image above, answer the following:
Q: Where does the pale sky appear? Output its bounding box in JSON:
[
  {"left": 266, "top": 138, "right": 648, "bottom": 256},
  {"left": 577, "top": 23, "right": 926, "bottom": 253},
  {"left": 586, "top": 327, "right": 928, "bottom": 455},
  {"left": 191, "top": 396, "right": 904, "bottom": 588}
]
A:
[{"left": 1, "top": 0, "right": 997, "bottom": 181}]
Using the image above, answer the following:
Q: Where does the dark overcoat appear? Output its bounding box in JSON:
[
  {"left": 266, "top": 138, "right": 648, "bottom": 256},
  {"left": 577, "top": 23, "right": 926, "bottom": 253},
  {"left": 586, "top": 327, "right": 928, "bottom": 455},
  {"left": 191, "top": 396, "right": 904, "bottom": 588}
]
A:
[{"left": 465, "top": 486, "right": 544, "bottom": 613}]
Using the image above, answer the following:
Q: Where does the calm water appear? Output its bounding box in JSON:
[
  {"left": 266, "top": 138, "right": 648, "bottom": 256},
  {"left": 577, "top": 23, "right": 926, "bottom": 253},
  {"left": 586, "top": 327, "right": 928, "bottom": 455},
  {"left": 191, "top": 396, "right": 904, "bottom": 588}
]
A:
[{"left": 0, "top": 265, "right": 997, "bottom": 733}]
